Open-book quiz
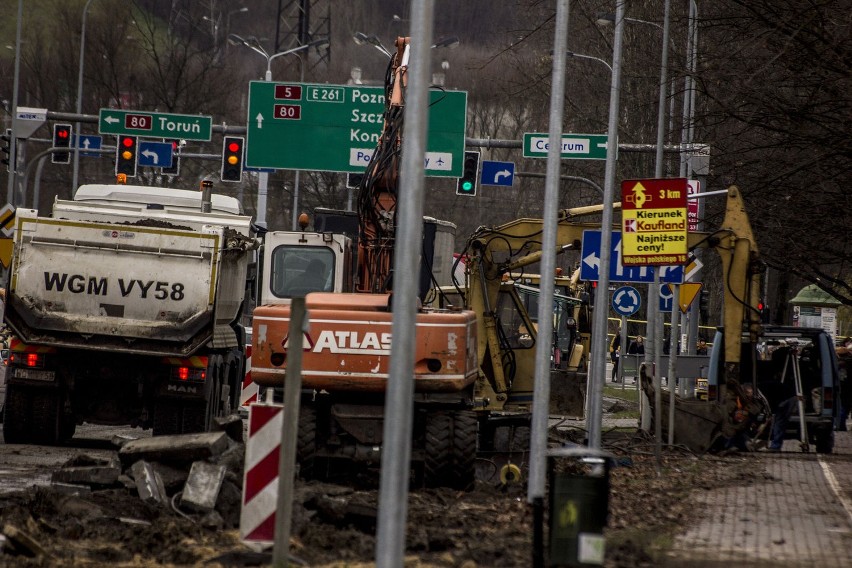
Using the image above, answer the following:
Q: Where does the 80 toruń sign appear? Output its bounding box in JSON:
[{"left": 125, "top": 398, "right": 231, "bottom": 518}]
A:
[{"left": 620, "top": 178, "right": 688, "bottom": 266}]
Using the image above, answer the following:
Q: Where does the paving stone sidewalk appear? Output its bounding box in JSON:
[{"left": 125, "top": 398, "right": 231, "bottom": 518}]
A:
[{"left": 662, "top": 430, "right": 852, "bottom": 567}]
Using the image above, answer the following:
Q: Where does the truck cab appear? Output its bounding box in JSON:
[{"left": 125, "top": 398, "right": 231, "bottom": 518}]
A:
[{"left": 706, "top": 325, "right": 840, "bottom": 453}]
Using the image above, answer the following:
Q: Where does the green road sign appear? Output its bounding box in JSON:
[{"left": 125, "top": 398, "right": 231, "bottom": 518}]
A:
[
  {"left": 245, "top": 82, "right": 467, "bottom": 176},
  {"left": 522, "top": 132, "right": 610, "bottom": 160},
  {"left": 98, "top": 109, "right": 212, "bottom": 141}
]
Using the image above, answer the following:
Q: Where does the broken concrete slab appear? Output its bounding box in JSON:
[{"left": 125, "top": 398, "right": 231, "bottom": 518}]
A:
[
  {"left": 214, "top": 414, "right": 244, "bottom": 443},
  {"left": 180, "top": 461, "right": 227, "bottom": 513},
  {"left": 130, "top": 460, "right": 168, "bottom": 506},
  {"left": 51, "top": 454, "right": 121, "bottom": 487},
  {"left": 118, "top": 431, "right": 230, "bottom": 467},
  {"left": 49, "top": 482, "right": 93, "bottom": 497}
]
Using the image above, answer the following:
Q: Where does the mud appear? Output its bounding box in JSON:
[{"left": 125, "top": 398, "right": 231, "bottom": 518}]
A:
[{"left": 0, "top": 430, "right": 759, "bottom": 567}]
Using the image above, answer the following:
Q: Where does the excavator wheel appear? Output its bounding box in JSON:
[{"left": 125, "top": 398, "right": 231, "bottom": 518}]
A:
[
  {"left": 297, "top": 404, "right": 318, "bottom": 479},
  {"left": 424, "top": 410, "right": 477, "bottom": 491}
]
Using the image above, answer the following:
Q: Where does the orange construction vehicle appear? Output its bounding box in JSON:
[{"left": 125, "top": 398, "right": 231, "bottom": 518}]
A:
[{"left": 251, "top": 37, "right": 481, "bottom": 489}]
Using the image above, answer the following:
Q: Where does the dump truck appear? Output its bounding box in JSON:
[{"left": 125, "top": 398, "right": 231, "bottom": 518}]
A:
[{"left": 2, "top": 182, "right": 257, "bottom": 444}]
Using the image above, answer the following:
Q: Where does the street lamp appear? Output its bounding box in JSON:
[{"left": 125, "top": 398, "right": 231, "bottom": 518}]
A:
[
  {"left": 352, "top": 32, "right": 391, "bottom": 57},
  {"left": 565, "top": 50, "right": 612, "bottom": 73},
  {"left": 229, "top": 35, "right": 330, "bottom": 229},
  {"left": 71, "top": 0, "right": 96, "bottom": 195}
]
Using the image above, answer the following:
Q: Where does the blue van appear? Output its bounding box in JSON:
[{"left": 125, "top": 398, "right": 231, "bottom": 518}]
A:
[{"left": 706, "top": 326, "right": 840, "bottom": 453}]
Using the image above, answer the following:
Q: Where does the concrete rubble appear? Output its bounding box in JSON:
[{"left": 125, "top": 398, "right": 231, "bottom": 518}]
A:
[{"left": 0, "top": 413, "right": 249, "bottom": 561}]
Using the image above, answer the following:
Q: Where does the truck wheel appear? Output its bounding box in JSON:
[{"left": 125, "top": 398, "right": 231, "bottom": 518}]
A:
[
  {"left": 425, "top": 410, "right": 477, "bottom": 491},
  {"left": 297, "top": 404, "right": 318, "bottom": 479},
  {"left": 3, "top": 385, "right": 63, "bottom": 445},
  {"left": 153, "top": 399, "right": 206, "bottom": 435},
  {"left": 203, "top": 355, "right": 227, "bottom": 431}
]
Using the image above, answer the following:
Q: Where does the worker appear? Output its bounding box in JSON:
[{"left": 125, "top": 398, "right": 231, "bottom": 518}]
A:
[
  {"left": 836, "top": 337, "right": 852, "bottom": 431},
  {"left": 696, "top": 337, "right": 709, "bottom": 355},
  {"left": 609, "top": 330, "right": 621, "bottom": 382},
  {"left": 624, "top": 335, "right": 644, "bottom": 383},
  {"left": 767, "top": 346, "right": 801, "bottom": 452}
]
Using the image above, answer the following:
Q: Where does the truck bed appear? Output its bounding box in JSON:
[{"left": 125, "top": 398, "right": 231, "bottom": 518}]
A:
[{"left": 6, "top": 212, "right": 247, "bottom": 355}]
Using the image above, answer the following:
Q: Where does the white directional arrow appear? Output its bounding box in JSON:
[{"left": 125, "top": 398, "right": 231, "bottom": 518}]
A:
[
  {"left": 103, "top": 116, "right": 119, "bottom": 125},
  {"left": 256, "top": 113, "right": 264, "bottom": 129},
  {"left": 494, "top": 169, "right": 511, "bottom": 182},
  {"left": 82, "top": 138, "right": 90, "bottom": 150},
  {"left": 141, "top": 149, "right": 158, "bottom": 164},
  {"left": 583, "top": 251, "right": 600, "bottom": 272}
]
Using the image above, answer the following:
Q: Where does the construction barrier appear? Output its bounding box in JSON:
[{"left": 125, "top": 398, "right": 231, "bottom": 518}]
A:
[
  {"left": 240, "top": 402, "right": 284, "bottom": 543},
  {"left": 239, "top": 344, "right": 259, "bottom": 408}
]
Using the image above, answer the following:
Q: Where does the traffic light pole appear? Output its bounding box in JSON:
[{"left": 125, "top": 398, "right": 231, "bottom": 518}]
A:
[{"left": 256, "top": 171, "right": 268, "bottom": 228}]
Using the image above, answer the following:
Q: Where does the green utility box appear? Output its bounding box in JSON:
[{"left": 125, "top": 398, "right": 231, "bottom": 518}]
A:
[{"left": 547, "top": 447, "right": 613, "bottom": 567}]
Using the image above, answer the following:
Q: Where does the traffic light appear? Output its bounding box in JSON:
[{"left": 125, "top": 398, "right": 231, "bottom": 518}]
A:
[
  {"left": 115, "top": 135, "right": 138, "bottom": 177},
  {"left": 1, "top": 129, "right": 11, "bottom": 171},
  {"left": 758, "top": 300, "right": 771, "bottom": 323},
  {"left": 221, "top": 136, "right": 244, "bottom": 182},
  {"left": 456, "top": 150, "right": 480, "bottom": 196},
  {"left": 52, "top": 123, "right": 72, "bottom": 164},
  {"left": 162, "top": 139, "right": 180, "bottom": 176}
]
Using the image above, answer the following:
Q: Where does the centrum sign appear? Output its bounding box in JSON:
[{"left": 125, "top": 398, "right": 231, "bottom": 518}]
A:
[
  {"left": 245, "top": 81, "right": 467, "bottom": 176},
  {"left": 98, "top": 109, "right": 213, "bottom": 141},
  {"left": 522, "top": 132, "right": 609, "bottom": 160},
  {"left": 620, "top": 178, "right": 688, "bottom": 266}
]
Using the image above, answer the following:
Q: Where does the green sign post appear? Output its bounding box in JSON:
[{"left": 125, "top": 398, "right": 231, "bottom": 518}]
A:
[
  {"left": 245, "top": 82, "right": 467, "bottom": 176},
  {"left": 522, "top": 132, "right": 610, "bottom": 160},
  {"left": 98, "top": 109, "right": 212, "bottom": 141}
]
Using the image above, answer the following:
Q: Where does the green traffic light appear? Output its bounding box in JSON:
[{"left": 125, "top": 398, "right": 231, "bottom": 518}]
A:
[{"left": 462, "top": 180, "right": 473, "bottom": 191}]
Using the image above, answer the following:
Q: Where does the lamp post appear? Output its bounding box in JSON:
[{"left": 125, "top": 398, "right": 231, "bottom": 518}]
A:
[
  {"left": 565, "top": 50, "right": 612, "bottom": 72},
  {"left": 225, "top": 7, "right": 248, "bottom": 45},
  {"left": 71, "top": 0, "right": 95, "bottom": 194},
  {"left": 6, "top": 0, "right": 23, "bottom": 205},
  {"left": 228, "top": 35, "right": 329, "bottom": 228},
  {"left": 598, "top": 3, "right": 673, "bottom": 461}
]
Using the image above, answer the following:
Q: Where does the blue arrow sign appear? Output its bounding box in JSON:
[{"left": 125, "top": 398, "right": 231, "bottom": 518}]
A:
[
  {"left": 580, "top": 230, "right": 684, "bottom": 283},
  {"left": 612, "top": 285, "right": 641, "bottom": 317},
  {"left": 74, "top": 134, "right": 102, "bottom": 157},
  {"left": 137, "top": 141, "right": 174, "bottom": 168},
  {"left": 480, "top": 160, "right": 514, "bottom": 186}
]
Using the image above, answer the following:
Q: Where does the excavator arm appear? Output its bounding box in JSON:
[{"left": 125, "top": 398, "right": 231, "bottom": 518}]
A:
[
  {"left": 461, "top": 187, "right": 762, "bottom": 417},
  {"left": 355, "top": 37, "right": 410, "bottom": 293}
]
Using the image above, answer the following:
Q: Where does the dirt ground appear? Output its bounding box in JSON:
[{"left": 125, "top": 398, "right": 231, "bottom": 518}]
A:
[{"left": 0, "top": 428, "right": 760, "bottom": 567}]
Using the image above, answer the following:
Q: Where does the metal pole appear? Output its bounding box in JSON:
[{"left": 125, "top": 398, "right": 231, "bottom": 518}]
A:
[
  {"left": 6, "top": 0, "right": 23, "bottom": 205},
  {"left": 376, "top": 4, "right": 433, "bottom": 565},
  {"left": 291, "top": 54, "right": 304, "bottom": 230},
  {"left": 645, "top": 0, "right": 673, "bottom": 473},
  {"left": 256, "top": 62, "right": 274, "bottom": 229},
  {"left": 667, "top": 289, "right": 679, "bottom": 444},
  {"left": 272, "top": 297, "right": 305, "bottom": 567},
  {"left": 72, "top": 0, "right": 95, "bottom": 194},
  {"left": 587, "top": 0, "right": 625, "bottom": 450},
  {"left": 682, "top": 2, "right": 701, "bottom": 357},
  {"left": 528, "top": 0, "right": 569, "bottom": 507}
]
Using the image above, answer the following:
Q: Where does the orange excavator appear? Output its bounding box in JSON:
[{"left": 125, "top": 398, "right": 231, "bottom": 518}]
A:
[{"left": 250, "top": 38, "right": 481, "bottom": 489}]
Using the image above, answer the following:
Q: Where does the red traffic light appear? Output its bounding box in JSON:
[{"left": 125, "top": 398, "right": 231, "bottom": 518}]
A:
[
  {"left": 227, "top": 141, "right": 241, "bottom": 153},
  {"left": 56, "top": 128, "right": 69, "bottom": 139},
  {"left": 122, "top": 137, "right": 135, "bottom": 148}
]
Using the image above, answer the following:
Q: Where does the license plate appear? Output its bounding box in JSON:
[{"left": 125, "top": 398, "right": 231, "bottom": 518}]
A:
[{"left": 13, "top": 367, "right": 56, "bottom": 382}]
